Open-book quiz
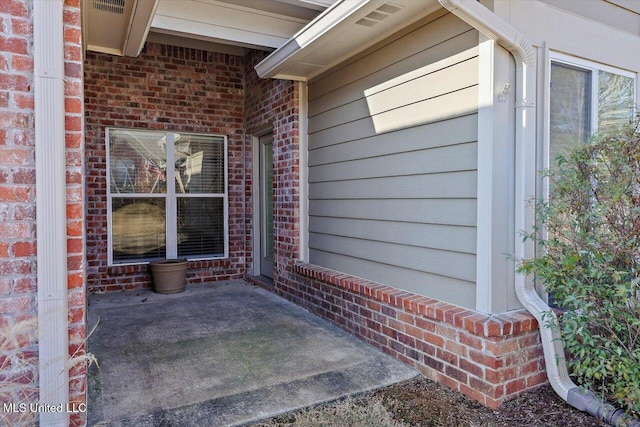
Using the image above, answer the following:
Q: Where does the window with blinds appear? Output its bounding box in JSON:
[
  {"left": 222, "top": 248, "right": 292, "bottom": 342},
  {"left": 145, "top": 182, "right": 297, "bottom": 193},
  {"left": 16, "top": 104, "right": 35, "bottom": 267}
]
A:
[{"left": 107, "top": 128, "right": 227, "bottom": 264}]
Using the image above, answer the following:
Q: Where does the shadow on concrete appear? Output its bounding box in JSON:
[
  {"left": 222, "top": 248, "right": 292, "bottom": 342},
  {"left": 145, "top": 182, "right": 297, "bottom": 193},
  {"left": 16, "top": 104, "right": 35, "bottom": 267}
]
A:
[{"left": 87, "top": 280, "right": 417, "bottom": 426}]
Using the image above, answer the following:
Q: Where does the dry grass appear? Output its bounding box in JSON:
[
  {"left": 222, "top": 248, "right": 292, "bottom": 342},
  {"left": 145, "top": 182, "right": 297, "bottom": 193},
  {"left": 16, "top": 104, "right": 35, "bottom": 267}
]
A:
[
  {"left": 252, "top": 377, "right": 608, "bottom": 427},
  {"left": 0, "top": 317, "right": 97, "bottom": 427},
  {"left": 254, "top": 395, "right": 408, "bottom": 427},
  {"left": 0, "top": 317, "right": 39, "bottom": 427}
]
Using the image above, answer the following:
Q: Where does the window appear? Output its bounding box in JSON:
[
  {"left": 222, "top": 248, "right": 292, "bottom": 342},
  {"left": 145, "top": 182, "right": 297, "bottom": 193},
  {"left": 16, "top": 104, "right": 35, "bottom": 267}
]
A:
[
  {"left": 107, "top": 129, "right": 227, "bottom": 265},
  {"left": 549, "top": 55, "right": 636, "bottom": 173}
]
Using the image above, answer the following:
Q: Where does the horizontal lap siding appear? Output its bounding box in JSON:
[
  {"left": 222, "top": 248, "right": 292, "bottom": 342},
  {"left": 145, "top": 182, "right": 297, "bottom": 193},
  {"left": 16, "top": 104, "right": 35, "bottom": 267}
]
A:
[{"left": 307, "top": 12, "right": 479, "bottom": 309}]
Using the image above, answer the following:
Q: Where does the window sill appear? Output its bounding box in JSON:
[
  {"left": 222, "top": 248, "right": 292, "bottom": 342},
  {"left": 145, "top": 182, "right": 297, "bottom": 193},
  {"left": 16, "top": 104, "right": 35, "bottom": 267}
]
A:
[{"left": 107, "top": 257, "right": 230, "bottom": 275}]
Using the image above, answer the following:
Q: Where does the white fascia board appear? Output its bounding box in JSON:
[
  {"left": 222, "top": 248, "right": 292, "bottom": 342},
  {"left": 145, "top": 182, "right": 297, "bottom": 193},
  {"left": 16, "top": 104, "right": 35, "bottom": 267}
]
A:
[
  {"left": 153, "top": 0, "right": 307, "bottom": 50},
  {"left": 152, "top": 15, "right": 289, "bottom": 49},
  {"left": 123, "top": 0, "right": 161, "bottom": 57},
  {"left": 255, "top": 0, "right": 372, "bottom": 78}
]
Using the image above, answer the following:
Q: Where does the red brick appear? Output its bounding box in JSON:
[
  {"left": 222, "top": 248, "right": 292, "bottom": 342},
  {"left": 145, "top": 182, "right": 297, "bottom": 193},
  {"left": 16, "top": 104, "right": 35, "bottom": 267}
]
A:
[
  {"left": 0, "top": 0, "right": 29, "bottom": 17},
  {"left": 437, "top": 347, "right": 459, "bottom": 366},
  {"left": 438, "top": 372, "right": 461, "bottom": 392},
  {"left": 485, "top": 366, "right": 517, "bottom": 384},
  {"left": 469, "top": 349, "right": 503, "bottom": 369},
  {"left": 460, "top": 383, "right": 486, "bottom": 406},
  {"left": 505, "top": 378, "right": 526, "bottom": 396},
  {"left": 485, "top": 337, "right": 519, "bottom": 356},
  {"left": 484, "top": 319, "right": 503, "bottom": 337},
  {"left": 526, "top": 371, "right": 548, "bottom": 388},
  {"left": 0, "top": 223, "right": 30, "bottom": 239},
  {"left": 404, "top": 324, "right": 424, "bottom": 340},
  {"left": 13, "top": 278, "right": 35, "bottom": 293},
  {"left": 11, "top": 17, "right": 32, "bottom": 35},
  {"left": 0, "top": 185, "right": 31, "bottom": 202},
  {"left": 65, "top": 97, "right": 82, "bottom": 114},
  {"left": 0, "top": 278, "right": 12, "bottom": 294},
  {"left": 0, "top": 36, "right": 28, "bottom": 55},
  {"left": 464, "top": 314, "right": 488, "bottom": 336},
  {"left": 65, "top": 234, "right": 83, "bottom": 254},
  {"left": 423, "top": 331, "right": 444, "bottom": 347},
  {"left": 445, "top": 365, "right": 468, "bottom": 384},
  {"left": 12, "top": 241, "right": 35, "bottom": 257},
  {"left": 0, "top": 295, "right": 32, "bottom": 313},
  {"left": 0, "top": 147, "right": 31, "bottom": 164},
  {"left": 66, "top": 203, "right": 82, "bottom": 219},
  {"left": 13, "top": 92, "right": 33, "bottom": 109},
  {"left": 445, "top": 339, "right": 467, "bottom": 358},
  {"left": 415, "top": 316, "right": 436, "bottom": 332},
  {"left": 459, "top": 357, "right": 484, "bottom": 378}
]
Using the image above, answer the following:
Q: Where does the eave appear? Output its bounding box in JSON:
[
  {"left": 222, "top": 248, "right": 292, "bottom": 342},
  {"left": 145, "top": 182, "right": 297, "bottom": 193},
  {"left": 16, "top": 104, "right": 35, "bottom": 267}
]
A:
[
  {"left": 255, "top": 0, "right": 442, "bottom": 81},
  {"left": 84, "top": 0, "right": 160, "bottom": 57}
]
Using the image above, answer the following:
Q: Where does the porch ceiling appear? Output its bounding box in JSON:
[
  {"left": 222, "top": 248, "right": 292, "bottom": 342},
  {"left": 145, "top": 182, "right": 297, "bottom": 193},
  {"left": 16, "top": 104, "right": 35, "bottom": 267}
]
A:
[{"left": 83, "top": 0, "right": 336, "bottom": 57}]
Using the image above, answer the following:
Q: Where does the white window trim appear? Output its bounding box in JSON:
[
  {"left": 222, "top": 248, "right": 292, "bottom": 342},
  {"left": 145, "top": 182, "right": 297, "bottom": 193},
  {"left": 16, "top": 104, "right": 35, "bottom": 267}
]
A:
[
  {"left": 544, "top": 52, "right": 638, "bottom": 199},
  {"left": 551, "top": 52, "right": 636, "bottom": 129},
  {"left": 106, "top": 128, "right": 229, "bottom": 266}
]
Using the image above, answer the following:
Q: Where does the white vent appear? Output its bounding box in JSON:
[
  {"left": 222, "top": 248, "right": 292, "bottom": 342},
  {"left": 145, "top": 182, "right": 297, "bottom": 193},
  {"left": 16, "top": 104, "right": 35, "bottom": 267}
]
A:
[
  {"left": 356, "top": 2, "right": 404, "bottom": 27},
  {"left": 94, "top": 0, "right": 125, "bottom": 14}
]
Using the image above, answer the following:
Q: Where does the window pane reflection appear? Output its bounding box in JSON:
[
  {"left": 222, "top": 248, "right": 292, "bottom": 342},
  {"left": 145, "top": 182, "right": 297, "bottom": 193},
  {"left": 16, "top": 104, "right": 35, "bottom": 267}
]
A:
[
  {"left": 112, "top": 198, "right": 166, "bottom": 262},
  {"left": 550, "top": 63, "right": 591, "bottom": 171},
  {"left": 175, "top": 134, "right": 225, "bottom": 194},
  {"left": 598, "top": 71, "right": 634, "bottom": 135}
]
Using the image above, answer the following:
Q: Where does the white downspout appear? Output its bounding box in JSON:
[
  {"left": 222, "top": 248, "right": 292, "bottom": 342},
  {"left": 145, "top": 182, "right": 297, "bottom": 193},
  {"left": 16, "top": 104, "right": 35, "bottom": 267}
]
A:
[
  {"left": 34, "top": 1, "right": 69, "bottom": 426},
  {"left": 438, "top": 1, "right": 637, "bottom": 425}
]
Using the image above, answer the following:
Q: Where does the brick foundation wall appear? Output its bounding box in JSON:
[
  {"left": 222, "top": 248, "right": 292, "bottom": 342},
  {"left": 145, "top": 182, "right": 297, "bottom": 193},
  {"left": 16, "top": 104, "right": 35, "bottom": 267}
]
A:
[
  {"left": 1, "top": 0, "right": 87, "bottom": 425},
  {"left": 242, "top": 52, "right": 546, "bottom": 409},
  {"left": 84, "top": 44, "right": 246, "bottom": 293},
  {"left": 276, "top": 262, "right": 547, "bottom": 408}
]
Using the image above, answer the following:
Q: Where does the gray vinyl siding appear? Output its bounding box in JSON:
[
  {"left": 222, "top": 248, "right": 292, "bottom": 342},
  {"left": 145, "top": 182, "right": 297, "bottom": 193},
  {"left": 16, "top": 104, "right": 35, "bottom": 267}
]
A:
[{"left": 307, "top": 12, "right": 479, "bottom": 309}]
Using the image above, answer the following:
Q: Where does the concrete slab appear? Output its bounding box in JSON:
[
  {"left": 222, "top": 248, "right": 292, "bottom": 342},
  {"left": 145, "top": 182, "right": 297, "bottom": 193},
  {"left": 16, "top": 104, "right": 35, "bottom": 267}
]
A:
[{"left": 87, "top": 280, "right": 417, "bottom": 426}]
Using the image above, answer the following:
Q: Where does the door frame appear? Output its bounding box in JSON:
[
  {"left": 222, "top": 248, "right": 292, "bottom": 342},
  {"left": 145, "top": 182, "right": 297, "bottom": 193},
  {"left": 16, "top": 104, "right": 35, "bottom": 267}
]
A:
[{"left": 251, "top": 126, "right": 274, "bottom": 278}]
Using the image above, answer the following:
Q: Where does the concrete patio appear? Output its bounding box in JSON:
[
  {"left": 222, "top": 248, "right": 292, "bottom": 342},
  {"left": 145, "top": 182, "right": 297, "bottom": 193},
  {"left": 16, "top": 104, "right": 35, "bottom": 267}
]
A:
[{"left": 87, "top": 280, "right": 417, "bottom": 426}]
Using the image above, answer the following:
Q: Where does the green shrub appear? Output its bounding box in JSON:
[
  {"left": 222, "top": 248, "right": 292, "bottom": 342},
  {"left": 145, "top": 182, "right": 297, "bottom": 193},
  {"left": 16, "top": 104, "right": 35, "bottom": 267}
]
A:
[{"left": 519, "top": 122, "right": 640, "bottom": 417}]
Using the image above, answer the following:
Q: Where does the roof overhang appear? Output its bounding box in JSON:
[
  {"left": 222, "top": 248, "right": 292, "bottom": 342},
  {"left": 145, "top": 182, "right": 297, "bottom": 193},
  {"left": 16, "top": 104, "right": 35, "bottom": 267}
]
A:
[
  {"left": 84, "top": 0, "right": 160, "bottom": 57},
  {"left": 255, "top": 0, "right": 442, "bottom": 81},
  {"left": 84, "top": 0, "right": 334, "bottom": 57}
]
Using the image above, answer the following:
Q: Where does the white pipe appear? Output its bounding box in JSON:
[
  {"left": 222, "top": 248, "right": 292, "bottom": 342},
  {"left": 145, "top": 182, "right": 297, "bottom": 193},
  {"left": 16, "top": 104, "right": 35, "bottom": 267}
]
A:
[
  {"left": 34, "top": 0, "right": 69, "bottom": 426},
  {"left": 438, "top": 0, "right": 577, "bottom": 409},
  {"left": 437, "top": 3, "right": 640, "bottom": 425}
]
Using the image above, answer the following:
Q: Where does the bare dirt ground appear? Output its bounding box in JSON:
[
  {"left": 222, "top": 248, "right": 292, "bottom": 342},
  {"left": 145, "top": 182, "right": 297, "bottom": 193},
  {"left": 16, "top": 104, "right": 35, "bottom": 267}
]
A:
[{"left": 253, "top": 377, "right": 607, "bottom": 426}]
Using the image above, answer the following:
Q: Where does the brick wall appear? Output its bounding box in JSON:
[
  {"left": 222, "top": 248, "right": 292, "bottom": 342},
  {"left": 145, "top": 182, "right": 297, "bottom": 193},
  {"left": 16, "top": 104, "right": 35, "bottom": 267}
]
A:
[
  {"left": 244, "top": 50, "right": 300, "bottom": 279},
  {"left": 84, "top": 44, "right": 246, "bottom": 292},
  {"left": 0, "top": 1, "right": 39, "bottom": 422},
  {"left": 1, "top": 0, "right": 87, "bottom": 425},
  {"left": 242, "top": 51, "right": 547, "bottom": 408},
  {"left": 64, "top": 1, "right": 86, "bottom": 425},
  {"left": 275, "top": 262, "right": 547, "bottom": 408}
]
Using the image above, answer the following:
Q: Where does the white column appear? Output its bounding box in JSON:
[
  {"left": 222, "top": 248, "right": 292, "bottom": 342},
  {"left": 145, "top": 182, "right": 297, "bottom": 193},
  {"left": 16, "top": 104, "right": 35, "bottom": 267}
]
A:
[{"left": 34, "top": 1, "right": 69, "bottom": 426}]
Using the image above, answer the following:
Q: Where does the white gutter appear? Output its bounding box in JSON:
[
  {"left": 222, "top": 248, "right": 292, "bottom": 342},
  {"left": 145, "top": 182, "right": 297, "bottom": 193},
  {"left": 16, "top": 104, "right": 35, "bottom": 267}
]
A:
[
  {"left": 34, "top": 1, "right": 69, "bottom": 426},
  {"left": 438, "top": 1, "right": 638, "bottom": 425}
]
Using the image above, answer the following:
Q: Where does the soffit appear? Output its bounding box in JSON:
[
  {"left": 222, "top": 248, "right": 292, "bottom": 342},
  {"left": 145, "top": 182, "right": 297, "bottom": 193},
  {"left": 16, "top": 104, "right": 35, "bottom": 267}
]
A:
[
  {"left": 150, "top": 0, "right": 332, "bottom": 51},
  {"left": 84, "top": 0, "right": 160, "bottom": 56},
  {"left": 255, "top": 0, "right": 442, "bottom": 81},
  {"left": 84, "top": 0, "right": 335, "bottom": 57}
]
